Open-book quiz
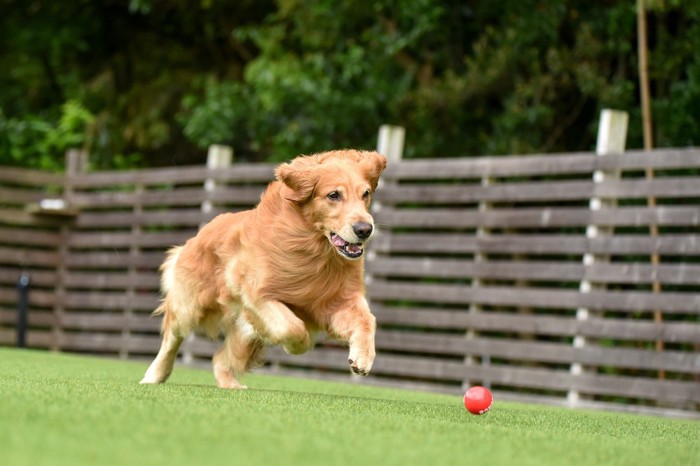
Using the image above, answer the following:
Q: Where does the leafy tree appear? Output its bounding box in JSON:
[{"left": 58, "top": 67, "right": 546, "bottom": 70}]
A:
[
  {"left": 1, "top": 0, "right": 700, "bottom": 168},
  {"left": 0, "top": 100, "right": 94, "bottom": 171},
  {"left": 0, "top": 0, "right": 272, "bottom": 168},
  {"left": 181, "top": 0, "right": 442, "bottom": 160}
]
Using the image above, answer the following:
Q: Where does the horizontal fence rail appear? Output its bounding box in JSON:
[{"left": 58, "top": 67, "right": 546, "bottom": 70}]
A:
[{"left": 1, "top": 144, "right": 699, "bottom": 419}]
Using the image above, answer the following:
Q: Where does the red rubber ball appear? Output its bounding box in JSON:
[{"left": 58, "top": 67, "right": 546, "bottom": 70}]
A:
[{"left": 463, "top": 386, "right": 493, "bottom": 415}]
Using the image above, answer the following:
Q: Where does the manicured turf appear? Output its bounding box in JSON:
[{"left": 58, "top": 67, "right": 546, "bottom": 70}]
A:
[{"left": 0, "top": 348, "right": 697, "bottom": 466}]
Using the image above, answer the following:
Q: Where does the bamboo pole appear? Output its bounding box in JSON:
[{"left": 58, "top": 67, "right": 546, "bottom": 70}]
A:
[
  {"left": 637, "top": 0, "right": 664, "bottom": 379},
  {"left": 638, "top": 0, "right": 653, "bottom": 151}
]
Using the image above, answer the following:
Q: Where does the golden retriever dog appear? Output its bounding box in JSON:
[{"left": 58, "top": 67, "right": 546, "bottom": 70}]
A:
[{"left": 140, "top": 149, "right": 386, "bottom": 388}]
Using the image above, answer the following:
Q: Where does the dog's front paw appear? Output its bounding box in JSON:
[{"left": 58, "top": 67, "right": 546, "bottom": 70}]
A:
[{"left": 348, "top": 348, "right": 375, "bottom": 376}]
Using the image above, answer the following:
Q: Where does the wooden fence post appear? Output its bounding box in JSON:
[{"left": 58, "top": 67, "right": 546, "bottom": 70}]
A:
[
  {"left": 180, "top": 144, "right": 233, "bottom": 366},
  {"left": 122, "top": 180, "right": 143, "bottom": 359},
  {"left": 54, "top": 149, "right": 88, "bottom": 351},
  {"left": 463, "top": 175, "right": 493, "bottom": 391},
  {"left": 567, "top": 109, "right": 628, "bottom": 406}
]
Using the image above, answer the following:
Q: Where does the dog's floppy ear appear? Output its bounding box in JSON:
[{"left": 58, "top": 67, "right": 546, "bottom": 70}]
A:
[
  {"left": 275, "top": 155, "right": 320, "bottom": 203},
  {"left": 362, "top": 151, "right": 387, "bottom": 191}
]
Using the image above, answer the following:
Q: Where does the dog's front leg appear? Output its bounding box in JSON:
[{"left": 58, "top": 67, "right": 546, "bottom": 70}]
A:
[
  {"left": 246, "top": 299, "right": 311, "bottom": 355},
  {"left": 328, "top": 298, "right": 376, "bottom": 376}
]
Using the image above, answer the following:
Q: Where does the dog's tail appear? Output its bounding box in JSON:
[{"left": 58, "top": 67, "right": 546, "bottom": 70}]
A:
[
  {"left": 158, "top": 246, "right": 182, "bottom": 300},
  {"left": 153, "top": 246, "right": 183, "bottom": 334}
]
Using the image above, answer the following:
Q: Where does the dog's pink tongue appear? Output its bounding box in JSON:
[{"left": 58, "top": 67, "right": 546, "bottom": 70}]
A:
[
  {"left": 332, "top": 234, "right": 348, "bottom": 247},
  {"left": 346, "top": 244, "right": 362, "bottom": 254}
]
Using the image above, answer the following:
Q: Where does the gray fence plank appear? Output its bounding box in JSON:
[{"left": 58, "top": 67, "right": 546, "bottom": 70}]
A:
[
  {"left": 0, "top": 167, "right": 63, "bottom": 185},
  {"left": 0, "top": 187, "right": 49, "bottom": 204},
  {"left": 377, "top": 177, "right": 700, "bottom": 204},
  {"left": 68, "top": 164, "right": 274, "bottom": 188},
  {"left": 66, "top": 230, "right": 195, "bottom": 249},
  {"left": 62, "top": 292, "right": 159, "bottom": 311},
  {"left": 65, "top": 251, "right": 164, "bottom": 269},
  {"left": 0, "top": 208, "right": 70, "bottom": 227},
  {"left": 374, "top": 330, "right": 699, "bottom": 373},
  {"left": 377, "top": 206, "right": 700, "bottom": 229},
  {"left": 55, "top": 332, "right": 162, "bottom": 353},
  {"left": 0, "top": 227, "right": 61, "bottom": 247},
  {"left": 372, "top": 305, "right": 700, "bottom": 344},
  {"left": 385, "top": 149, "right": 700, "bottom": 180},
  {"left": 369, "top": 281, "right": 700, "bottom": 314},
  {"left": 62, "top": 271, "right": 161, "bottom": 290},
  {"left": 0, "top": 288, "right": 55, "bottom": 307},
  {"left": 59, "top": 312, "right": 160, "bottom": 332},
  {"left": 372, "top": 233, "right": 700, "bottom": 255},
  {"left": 0, "top": 246, "right": 60, "bottom": 267},
  {"left": 0, "top": 268, "right": 58, "bottom": 287},
  {"left": 75, "top": 209, "right": 214, "bottom": 228},
  {"left": 70, "top": 185, "right": 264, "bottom": 209},
  {"left": 367, "top": 257, "right": 700, "bottom": 285}
]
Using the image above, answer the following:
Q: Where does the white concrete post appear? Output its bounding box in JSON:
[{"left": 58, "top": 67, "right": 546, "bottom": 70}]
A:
[
  {"left": 181, "top": 144, "right": 233, "bottom": 366},
  {"left": 568, "top": 109, "right": 628, "bottom": 405},
  {"left": 377, "top": 125, "right": 405, "bottom": 163},
  {"left": 372, "top": 124, "right": 405, "bottom": 240}
]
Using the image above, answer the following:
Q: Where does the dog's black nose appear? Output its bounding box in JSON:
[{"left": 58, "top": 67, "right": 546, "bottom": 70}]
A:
[{"left": 353, "top": 222, "right": 373, "bottom": 239}]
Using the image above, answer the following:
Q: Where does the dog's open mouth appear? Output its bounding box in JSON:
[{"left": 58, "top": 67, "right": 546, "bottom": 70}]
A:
[{"left": 330, "top": 233, "right": 364, "bottom": 259}]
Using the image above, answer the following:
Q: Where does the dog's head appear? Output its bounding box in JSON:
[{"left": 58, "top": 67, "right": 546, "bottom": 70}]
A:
[{"left": 275, "top": 150, "right": 387, "bottom": 260}]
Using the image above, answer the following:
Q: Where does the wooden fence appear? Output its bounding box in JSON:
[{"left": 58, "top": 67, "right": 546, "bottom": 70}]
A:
[{"left": 1, "top": 126, "right": 699, "bottom": 419}]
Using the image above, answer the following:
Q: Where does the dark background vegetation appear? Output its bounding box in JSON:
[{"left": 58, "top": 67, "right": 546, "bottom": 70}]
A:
[{"left": 0, "top": 0, "right": 698, "bottom": 169}]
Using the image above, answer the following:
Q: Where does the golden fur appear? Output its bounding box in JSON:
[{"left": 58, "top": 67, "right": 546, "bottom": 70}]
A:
[{"left": 140, "top": 149, "right": 387, "bottom": 388}]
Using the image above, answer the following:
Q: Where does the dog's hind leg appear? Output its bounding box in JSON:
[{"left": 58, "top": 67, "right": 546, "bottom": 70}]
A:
[
  {"left": 212, "top": 315, "right": 265, "bottom": 389},
  {"left": 140, "top": 307, "right": 185, "bottom": 384},
  {"left": 140, "top": 330, "right": 183, "bottom": 384}
]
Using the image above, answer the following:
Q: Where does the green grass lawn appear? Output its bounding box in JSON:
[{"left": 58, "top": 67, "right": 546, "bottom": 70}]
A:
[{"left": 0, "top": 348, "right": 697, "bottom": 466}]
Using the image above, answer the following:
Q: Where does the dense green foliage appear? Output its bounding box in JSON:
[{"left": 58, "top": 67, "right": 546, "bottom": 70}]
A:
[
  {"left": 1, "top": 1, "right": 699, "bottom": 168},
  {"left": 1, "top": 348, "right": 698, "bottom": 466}
]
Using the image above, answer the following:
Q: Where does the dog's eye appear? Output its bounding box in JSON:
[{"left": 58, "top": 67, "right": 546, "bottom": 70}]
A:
[
  {"left": 327, "top": 191, "right": 341, "bottom": 201},
  {"left": 362, "top": 190, "right": 371, "bottom": 200}
]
